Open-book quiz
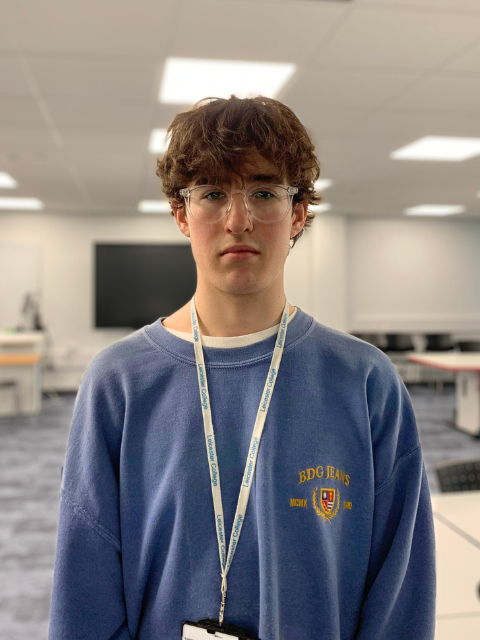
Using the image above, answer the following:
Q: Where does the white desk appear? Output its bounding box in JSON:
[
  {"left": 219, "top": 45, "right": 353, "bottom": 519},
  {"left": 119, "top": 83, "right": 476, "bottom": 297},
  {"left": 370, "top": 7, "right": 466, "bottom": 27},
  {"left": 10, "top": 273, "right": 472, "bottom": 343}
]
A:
[
  {"left": 431, "top": 491, "right": 480, "bottom": 638},
  {"left": 408, "top": 353, "right": 480, "bottom": 437},
  {"left": 0, "top": 332, "right": 45, "bottom": 416}
]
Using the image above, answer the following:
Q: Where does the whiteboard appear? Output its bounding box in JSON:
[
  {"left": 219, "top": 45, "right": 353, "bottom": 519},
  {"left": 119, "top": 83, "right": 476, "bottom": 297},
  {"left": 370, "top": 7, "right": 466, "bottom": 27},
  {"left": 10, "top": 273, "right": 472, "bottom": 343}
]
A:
[{"left": 0, "top": 244, "right": 41, "bottom": 332}]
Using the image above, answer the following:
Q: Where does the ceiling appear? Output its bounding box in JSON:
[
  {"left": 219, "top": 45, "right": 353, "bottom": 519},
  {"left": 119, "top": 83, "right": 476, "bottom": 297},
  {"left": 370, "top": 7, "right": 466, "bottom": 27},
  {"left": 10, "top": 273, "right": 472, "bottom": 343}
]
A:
[{"left": 1, "top": 0, "right": 480, "bottom": 218}]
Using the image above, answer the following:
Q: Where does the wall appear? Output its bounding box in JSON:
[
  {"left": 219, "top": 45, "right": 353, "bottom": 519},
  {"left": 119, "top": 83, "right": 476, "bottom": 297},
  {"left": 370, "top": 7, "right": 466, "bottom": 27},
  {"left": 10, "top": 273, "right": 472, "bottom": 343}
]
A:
[
  {"left": 0, "top": 212, "right": 344, "bottom": 370},
  {"left": 347, "top": 218, "right": 480, "bottom": 338}
]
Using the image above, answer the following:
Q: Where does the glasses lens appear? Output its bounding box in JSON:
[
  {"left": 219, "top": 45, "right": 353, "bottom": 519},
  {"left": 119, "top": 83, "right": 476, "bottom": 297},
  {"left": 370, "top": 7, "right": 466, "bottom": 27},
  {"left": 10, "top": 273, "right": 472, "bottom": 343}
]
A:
[{"left": 188, "top": 185, "right": 290, "bottom": 223}]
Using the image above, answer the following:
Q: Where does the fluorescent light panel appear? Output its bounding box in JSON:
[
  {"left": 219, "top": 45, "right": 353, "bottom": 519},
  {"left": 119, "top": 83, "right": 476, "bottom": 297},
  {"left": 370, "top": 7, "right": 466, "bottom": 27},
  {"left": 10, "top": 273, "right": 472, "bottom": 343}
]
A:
[
  {"left": 159, "top": 58, "right": 297, "bottom": 105},
  {"left": 311, "top": 203, "right": 331, "bottom": 213},
  {"left": 149, "top": 129, "right": 169, "bottom": 154},
  {"left": 315, "top": 179, "right": 333, "bottom": 191},
  {"left": 0, "top": 172, "right": 18, "bottom": 188},
  {"left": 138, "top": 200, "right": 171, "bottom": 213},
  {"left": 391, "top": 136, "right": 480, "bottom": 161},
  {"left": 404, "top": 205, "right": 465, "bottom": 216},
  {"left": 0, "top": 198, "right": 44, "bottom": 210}
]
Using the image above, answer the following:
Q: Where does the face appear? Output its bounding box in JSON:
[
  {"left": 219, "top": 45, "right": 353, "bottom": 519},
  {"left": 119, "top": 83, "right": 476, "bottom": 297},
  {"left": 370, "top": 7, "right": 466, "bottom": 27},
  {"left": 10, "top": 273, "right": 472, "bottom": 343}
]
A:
[{"left": 171, "top": 153, "right": 307, "bottom": 298}]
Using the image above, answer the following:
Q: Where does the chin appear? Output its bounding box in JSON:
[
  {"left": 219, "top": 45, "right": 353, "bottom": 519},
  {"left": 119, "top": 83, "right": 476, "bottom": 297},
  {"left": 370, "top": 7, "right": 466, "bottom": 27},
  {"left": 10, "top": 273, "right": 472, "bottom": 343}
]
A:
[{"left": 217, "top": 276, "right": 264, "bottom": 295}]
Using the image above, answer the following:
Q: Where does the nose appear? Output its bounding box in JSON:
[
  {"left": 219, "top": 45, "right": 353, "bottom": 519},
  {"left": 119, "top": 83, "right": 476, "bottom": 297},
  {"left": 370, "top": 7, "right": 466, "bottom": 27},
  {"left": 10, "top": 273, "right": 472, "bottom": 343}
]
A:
[{"left": 224, "top": 190, "right": 253, "bottom": 233}]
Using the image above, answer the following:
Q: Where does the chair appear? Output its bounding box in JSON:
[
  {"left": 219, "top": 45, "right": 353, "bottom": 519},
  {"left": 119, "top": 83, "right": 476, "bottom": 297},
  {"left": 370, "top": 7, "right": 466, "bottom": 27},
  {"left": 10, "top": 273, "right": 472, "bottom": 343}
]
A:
[
  {"left": 435, "top": 458, "right": 480, "bottom": 492},
  {"left": 424, "top": 334, "right": 455, "bottom": 351},
  {"left": 457, "top": 341, "right": 480, "bottom": 352},
  {"left": 351, "top": 334, "right": 388, "bottom": 351},
  {"left": 385, "top": 334, "right": 415, "bottom": 351},
  {"left": 0, "top": 380, "right": 22, "bottom": 416}
]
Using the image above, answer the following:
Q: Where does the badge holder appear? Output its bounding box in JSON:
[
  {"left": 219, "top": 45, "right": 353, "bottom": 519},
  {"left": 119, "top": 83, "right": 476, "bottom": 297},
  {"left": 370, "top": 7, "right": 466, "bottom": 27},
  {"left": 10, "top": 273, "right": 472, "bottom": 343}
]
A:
[{"left": 182, "top": 618, "right": 260, "bottom": 639}]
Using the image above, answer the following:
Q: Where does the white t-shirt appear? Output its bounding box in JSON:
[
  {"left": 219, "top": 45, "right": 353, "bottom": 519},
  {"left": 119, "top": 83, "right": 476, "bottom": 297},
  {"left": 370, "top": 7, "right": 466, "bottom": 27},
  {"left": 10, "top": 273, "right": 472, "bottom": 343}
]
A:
[{"left": 161, "top": 306, "right": 297, "bottom": 348}]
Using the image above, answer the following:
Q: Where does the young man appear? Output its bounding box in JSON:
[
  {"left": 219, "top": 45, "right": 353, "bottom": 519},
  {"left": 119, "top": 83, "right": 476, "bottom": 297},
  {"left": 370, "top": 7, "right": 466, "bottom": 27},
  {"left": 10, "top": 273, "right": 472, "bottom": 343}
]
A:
[{"left": 49, "top": 96, "right": 436, "bottom": 640}]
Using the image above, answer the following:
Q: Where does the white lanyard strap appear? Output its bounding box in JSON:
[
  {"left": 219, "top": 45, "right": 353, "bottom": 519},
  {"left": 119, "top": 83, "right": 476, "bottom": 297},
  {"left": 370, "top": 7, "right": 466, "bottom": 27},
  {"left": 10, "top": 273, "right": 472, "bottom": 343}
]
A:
[{"left": 190, "top": 295, "right": 290, "bottom": 625}]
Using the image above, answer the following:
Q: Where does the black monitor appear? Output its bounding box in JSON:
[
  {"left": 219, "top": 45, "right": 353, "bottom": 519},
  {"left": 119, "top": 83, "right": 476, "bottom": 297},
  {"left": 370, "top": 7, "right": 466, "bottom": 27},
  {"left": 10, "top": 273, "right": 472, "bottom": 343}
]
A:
[{"left": 95, "top": 243, "right": 197, "bottom": 329}]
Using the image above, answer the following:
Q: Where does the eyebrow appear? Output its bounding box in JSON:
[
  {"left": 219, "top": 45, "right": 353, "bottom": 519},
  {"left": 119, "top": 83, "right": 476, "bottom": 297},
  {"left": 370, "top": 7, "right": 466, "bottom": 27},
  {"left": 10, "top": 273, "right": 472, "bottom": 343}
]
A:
[
  {"left": 245, "top": 173, "right": 283, "bottom": 183},
  {"left": 193, "top": 172, "right": 284, "bottom": 187}
]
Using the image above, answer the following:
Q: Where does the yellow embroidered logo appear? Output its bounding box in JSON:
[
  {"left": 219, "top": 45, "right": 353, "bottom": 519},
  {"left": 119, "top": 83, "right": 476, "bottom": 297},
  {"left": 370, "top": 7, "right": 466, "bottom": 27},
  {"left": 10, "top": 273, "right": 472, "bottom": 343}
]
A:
[
  {"left": 290, "top": 498, "right": 307, "bottom": 508},
  {"left": 313, "top": 487, "right": 340, "bottom": 522},
  {"left": 298, "top": 465, "right": 349, "bottom": 486},
  {"left": 292, "top": 462, "right": 352, "bottom": 522}
]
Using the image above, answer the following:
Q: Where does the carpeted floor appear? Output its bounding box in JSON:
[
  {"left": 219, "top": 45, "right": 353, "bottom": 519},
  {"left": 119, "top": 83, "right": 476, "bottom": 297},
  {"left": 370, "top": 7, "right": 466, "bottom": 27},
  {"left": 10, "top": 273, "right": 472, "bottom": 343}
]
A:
[{"left": 0, "top": 383, "right": 479, "bottom": 638}]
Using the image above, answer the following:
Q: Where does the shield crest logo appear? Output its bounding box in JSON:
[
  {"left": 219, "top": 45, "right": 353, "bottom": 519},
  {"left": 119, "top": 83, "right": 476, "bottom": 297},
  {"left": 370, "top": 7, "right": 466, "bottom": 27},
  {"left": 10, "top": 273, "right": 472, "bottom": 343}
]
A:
[{"left": 321, "top": 489, "right": 335, "bottom": 515}]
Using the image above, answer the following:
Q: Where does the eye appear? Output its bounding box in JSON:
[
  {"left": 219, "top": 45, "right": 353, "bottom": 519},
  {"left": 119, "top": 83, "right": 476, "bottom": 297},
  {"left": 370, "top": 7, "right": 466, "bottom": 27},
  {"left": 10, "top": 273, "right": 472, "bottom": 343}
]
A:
[
  {"left": 203, "top": 190, "right": 226, "bottom": 201},
  {"left": 252, "top": 189, "right": 276, "bottom": 199}
]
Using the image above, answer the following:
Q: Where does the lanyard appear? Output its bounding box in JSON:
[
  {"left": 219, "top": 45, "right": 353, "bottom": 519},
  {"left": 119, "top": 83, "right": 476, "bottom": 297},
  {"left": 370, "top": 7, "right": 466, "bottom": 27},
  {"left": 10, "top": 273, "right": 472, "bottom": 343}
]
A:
[{"left": 190, "top": 295, "right": 290, "bottom": 625}]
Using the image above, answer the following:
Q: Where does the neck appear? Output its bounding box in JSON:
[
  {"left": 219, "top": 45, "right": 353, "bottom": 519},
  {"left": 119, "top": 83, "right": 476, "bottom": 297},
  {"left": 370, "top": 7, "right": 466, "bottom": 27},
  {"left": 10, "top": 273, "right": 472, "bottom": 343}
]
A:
[{"left": 192, "top": 284, "right": 294, "bottom": 338}]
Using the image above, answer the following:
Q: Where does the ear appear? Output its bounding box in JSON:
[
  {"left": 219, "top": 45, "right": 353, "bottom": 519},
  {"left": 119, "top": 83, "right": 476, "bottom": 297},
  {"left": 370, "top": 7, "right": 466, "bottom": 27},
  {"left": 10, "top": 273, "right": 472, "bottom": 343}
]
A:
[
  {"left": 171, "top": 200, "right": 191, "bottom": 239},
  {"left": 290, "top": 201, "right": 308, "bottom": 239}
]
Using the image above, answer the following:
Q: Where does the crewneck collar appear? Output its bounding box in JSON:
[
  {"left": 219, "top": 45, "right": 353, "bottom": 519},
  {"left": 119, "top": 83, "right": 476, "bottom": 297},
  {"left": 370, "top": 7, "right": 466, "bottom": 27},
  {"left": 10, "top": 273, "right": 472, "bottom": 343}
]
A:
[
  {"left": 143, "top": 305, "right": 314, "bottom": 367},
  {"left": 162, "top": 307, "right": 297, "bottom": 348}
]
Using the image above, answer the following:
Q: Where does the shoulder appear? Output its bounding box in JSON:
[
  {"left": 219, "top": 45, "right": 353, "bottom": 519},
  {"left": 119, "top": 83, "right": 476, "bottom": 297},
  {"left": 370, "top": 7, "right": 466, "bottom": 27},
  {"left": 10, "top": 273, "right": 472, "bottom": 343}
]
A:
[
  {"left": 83, "top": 326, "right": 159, "bottom": 387},
  {"left": 307, "top": 318, "right": 397, "bottom": 380}
]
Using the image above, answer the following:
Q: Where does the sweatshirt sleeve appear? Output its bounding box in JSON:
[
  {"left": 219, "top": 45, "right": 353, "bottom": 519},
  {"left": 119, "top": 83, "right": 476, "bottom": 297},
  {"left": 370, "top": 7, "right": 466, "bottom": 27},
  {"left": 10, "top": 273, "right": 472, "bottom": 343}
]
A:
[
  {"left": 49, "top": 349, "right": 132, "bottom": 640},
  {"left": 355, "top": 353, "right": 436, "bottom": 639}
]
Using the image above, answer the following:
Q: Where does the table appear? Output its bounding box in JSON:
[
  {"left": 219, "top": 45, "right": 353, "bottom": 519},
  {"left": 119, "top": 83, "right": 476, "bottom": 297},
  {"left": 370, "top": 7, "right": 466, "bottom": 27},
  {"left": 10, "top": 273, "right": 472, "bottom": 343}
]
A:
[
  {"left": 430, "top": 491, "right": 480, "bottom": 638},
  {"left": 0, "top": 332, "right": 45, "bottom": 416},
  {"left": 408, "top": 353, "right": 480, "bottom": 437}
]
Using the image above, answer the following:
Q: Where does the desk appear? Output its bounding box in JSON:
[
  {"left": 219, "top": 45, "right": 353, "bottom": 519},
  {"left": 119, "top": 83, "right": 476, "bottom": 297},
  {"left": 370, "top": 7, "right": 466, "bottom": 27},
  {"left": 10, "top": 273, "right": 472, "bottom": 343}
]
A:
[
  {"left": 0, "top": 332, "right": 45, "bottom": 416},
  {"left": 408, "top": 353, "right": 480, "bottom": 437},
  {"left": 431, "top": 491, "right": 480, "bottom": 638}
]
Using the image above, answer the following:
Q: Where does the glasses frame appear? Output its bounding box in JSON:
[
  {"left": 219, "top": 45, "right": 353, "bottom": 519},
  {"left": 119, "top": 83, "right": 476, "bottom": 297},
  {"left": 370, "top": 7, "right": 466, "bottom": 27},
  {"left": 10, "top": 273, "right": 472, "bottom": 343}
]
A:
[{"left": 179, "top": 184, "right": 299, "bottom": 224}]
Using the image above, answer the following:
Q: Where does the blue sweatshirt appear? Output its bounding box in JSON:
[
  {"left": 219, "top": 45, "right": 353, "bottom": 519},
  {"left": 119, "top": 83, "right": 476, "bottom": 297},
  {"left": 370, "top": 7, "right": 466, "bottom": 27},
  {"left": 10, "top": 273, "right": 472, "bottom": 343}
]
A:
[{"left": 49, "top": 306, "right": 436, "bottom": 640}]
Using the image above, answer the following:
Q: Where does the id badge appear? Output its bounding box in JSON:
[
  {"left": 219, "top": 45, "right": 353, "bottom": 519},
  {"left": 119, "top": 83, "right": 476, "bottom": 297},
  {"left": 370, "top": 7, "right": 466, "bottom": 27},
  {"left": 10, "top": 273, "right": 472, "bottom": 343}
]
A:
[{"left": 182, "top": 618, "right": 260, "bottom": 640}]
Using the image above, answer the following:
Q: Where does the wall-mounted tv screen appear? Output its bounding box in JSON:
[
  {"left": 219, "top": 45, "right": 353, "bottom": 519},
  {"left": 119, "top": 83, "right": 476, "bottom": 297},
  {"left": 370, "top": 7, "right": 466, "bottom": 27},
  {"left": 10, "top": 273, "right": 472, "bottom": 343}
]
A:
[{"left": 95, "top": 243, "right": 197, "bottom": 329}]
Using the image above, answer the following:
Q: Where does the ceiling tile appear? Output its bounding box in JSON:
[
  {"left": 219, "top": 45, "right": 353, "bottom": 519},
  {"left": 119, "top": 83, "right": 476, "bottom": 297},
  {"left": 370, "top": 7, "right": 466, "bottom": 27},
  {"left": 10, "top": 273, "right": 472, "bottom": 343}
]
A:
[
  {"left": 313, "top": 7, "right": 480, "bottom": 70},
  {"left": 282, "top": 104, "right": 368, "bottom": 137},
  {"left": 0, "top": 97, "right": 45, "bottom": 126},
  {"left": 0, "top": 126, "right": 56, "bottom": 148},
  {"left": 46, "top": 100, "right": 153, "bottom": 130},
  {"left": 0, "top": 55, "right": 32, "bottom": 95},
  {"left": 287, "top": 68, "right": 419, "bottom": 109},
  {"left": 27, "top": 57, "right": 158, "bottom": 102},
  {"left": 443, "top": 42, "right": 480, "bottom": 73},
  {"left": 61, "top": 130, "right": 149, "bottom": 155},
  {"left": 70, "top": 151, "right": 145, "bottom": 208},
  {"left": 356, "top": 0, "right": 480, "bottom": 9},
  {"left": 351, "top": 110, "right": 480, "bottom": 137},
  {"left": 393, "top": 75, "right": 480, "bottom": 112},
  {"left": 0, "top": 0, "right": 177, "bottom": 56},
  {"left": 171, "top": 0, "right": 348, "bottom": 66}
]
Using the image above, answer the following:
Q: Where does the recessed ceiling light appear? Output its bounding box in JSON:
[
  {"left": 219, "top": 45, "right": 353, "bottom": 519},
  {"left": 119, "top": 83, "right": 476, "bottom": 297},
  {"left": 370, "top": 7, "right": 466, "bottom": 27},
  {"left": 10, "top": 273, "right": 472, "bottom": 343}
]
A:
[
  {"left": 149, "top": 129, "right": 170, "bottom": 154},
  {"left": 314, "top": 179, "right": 333, "bottom": 191},
  {"left": 0, "top": 172, "right": 18, "bottom": 188},
  {"left": 404, "top": 205, "right": 465, "bottom": 216},
  {"left": 391, "top": 136, "right": 480, "bottom": 161},
  {"left": 311, "top": 203, "right": 332, "bottom": 213},
  {"left": 0, "top": 198, "right": 44, "bottom": 210},
  {"left": 138, "top": 200, "right": 171, "bottom": 213},
  {"left": 159, "top": 58, "right": 297, "bottom": 105}
]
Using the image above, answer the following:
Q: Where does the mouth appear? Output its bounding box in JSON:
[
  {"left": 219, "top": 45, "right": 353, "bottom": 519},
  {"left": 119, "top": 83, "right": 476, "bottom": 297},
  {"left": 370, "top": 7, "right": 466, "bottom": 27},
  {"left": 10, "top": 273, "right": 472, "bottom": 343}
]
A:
[{"left": 221, "top": 250, "right": 259, "bottom": 260}]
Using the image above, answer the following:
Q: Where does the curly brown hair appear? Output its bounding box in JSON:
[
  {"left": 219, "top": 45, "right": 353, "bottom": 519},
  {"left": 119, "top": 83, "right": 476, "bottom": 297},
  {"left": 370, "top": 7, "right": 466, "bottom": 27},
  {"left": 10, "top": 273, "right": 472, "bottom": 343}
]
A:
[{"left": 155, "top": 94, "right": 322, "bottom": 248}]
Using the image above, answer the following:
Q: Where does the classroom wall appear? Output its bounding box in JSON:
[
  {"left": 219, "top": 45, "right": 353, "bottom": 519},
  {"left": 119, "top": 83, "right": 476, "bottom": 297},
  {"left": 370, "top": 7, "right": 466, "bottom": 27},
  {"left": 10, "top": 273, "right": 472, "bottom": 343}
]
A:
[
  {"left": 0, "top": 212, "right": 346, "bottom": 367},
  {"left": 1, "top": 212, "right": 478, "bottom": 371},
  {"left": 347, "top": 218, "right": 480, "bottom": 337}
]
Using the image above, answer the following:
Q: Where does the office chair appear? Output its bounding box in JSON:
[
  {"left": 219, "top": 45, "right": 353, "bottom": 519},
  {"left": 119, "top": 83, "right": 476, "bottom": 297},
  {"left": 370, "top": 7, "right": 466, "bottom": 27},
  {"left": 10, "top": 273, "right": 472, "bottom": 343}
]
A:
[
  {"left": 435, "top": 458, "right": 480, "bottom": 492},
  {"left": 0, "top": 380, "right": 22, "bottom": 416},
  {"left": 385, "top": 334, "right": 415, "bottom": 351},
  {"left": 425, "top": 334, "right": 456, "bottom": 351},
  {"left": 351, "top": 334, "right": 388, "bottom": 351},
  {"left": 457, "top": 341, "right": 480, "bottom": 352}
]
